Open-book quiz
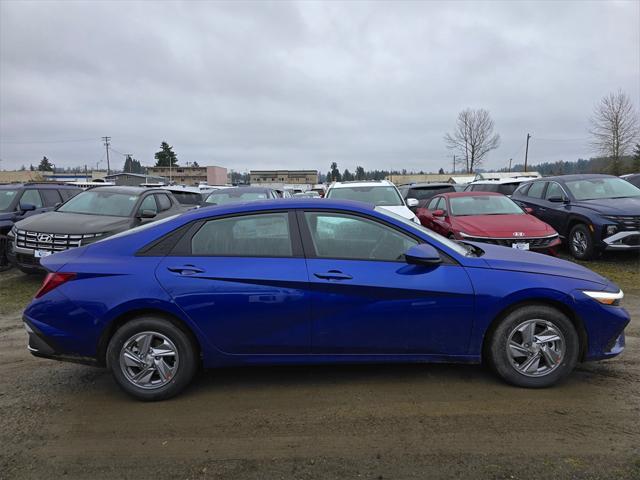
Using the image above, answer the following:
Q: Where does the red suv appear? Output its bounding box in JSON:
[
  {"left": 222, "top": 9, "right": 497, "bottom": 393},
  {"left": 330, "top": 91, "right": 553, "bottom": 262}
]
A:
[{"left": 417, "top": 192, "right": 561, "bottom": 252}]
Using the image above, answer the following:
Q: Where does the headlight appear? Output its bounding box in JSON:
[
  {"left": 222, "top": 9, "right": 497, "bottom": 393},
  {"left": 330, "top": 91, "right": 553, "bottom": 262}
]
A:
[{"left": 583, "top": 290, "right": 624, "bottom": 305}]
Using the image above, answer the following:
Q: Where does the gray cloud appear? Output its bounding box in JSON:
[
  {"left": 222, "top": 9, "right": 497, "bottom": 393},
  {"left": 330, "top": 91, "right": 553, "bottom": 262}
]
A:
[{"left": 1, "top": 0, "right": 638, "bottom": 173}]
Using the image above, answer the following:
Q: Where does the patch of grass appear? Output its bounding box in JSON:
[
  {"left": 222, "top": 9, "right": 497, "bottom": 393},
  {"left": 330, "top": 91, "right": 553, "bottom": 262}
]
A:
[
  {"left": 0, "top": 270, "right": 43, "bottom": 316},
  {"left": 558, "top": 250, "right": 640, "bottom": 294}
]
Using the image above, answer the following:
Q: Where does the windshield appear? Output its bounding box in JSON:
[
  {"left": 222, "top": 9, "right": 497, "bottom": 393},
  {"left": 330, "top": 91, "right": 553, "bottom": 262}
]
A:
[
  {"left": 565, "top": 177, "right": 640, "bottom": 200},
  {"left": 0, "top": 189, "right": 18, "bottom": 212},
  {"left": 205, "top": 190, "right": 269, "bottom": 205},
  {"left": 57, "top": 190, "right": 139, "bottom": 217},
  {"left": 374, "top": 206, "right": 469, "bottom": 256},
  {"left": 327, "top": 186, "right": 404, "bottom": 206},
  {"left": 450, "top": 195, "right": 524, "bottom": 216}
]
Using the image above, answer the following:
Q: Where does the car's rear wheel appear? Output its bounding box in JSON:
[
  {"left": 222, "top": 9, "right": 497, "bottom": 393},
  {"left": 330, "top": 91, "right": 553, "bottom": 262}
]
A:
[
  {"left": 107, "top": 317, "right": 198, "bottom": 401},
  {"left": 487, "top": 305, "right": 579, "bottom": 388},
  {"left": 568, "top": 224, "right": 596, "bottom": 260}
]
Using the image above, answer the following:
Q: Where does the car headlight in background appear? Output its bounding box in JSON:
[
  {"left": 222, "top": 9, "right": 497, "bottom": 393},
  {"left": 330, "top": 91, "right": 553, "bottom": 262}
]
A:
[{"left": 583, "top": 289, "right": 624, "bottom": 306}]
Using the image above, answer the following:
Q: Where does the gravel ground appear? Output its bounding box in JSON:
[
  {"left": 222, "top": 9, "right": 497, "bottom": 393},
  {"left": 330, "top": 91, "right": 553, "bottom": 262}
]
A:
[{"left": 0, "top": 254, "right": 639, "bottom": 480}]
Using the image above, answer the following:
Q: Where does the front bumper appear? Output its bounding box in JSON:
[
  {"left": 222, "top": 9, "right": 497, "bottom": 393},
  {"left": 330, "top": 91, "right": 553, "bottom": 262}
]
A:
[
  {"left": 603, "top": 230, "right": 640, "bottom": 250},
  {"left": 7, "top": 242, "right": 46, "bottom": 273},
  {"left": 23, "top": 317, "right": 99, "bottom": 366}
]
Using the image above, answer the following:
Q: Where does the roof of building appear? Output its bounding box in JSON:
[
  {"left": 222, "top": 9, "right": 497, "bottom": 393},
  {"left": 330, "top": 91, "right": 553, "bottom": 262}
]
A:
[{"left": 474, "top": 171, "right": 540, "bottom": 180}]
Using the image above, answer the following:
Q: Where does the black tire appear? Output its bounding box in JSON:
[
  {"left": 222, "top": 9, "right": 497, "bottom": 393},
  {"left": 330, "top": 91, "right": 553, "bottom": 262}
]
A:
[
  {"left": 568, "top": 223, "right": 596, "bottom": 260},
  {"left": 487, "top": 305, "right": 579, "bottom": 388},
  {"left": 106, "top": 316, "right": 198, "bottom": 401}
]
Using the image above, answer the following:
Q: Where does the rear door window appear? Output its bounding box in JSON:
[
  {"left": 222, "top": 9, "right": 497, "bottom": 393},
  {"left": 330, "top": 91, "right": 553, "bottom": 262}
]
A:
[
  {"left": 545, "top": 182, "right": 565, "bottom": 200},
  {"left": 59, "top": 189, "right": 80, "bottom": 201},
  {"left": 527, "top": 182, "right": 547, "bottom": 199},
  {"left": 155, "top": 193, "right": 172, "bottom": 211}
]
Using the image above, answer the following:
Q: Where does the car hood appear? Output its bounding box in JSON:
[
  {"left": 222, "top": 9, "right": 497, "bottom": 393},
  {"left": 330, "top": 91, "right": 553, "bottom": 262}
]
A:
[
  {"left": 468, "top": 242, "right": 609, "bottom": 285},
  {"left": 571, "top": 196, "right": 640, "bottom": 215},
  {"left": 378, "top": 205, "right": 416, "bottom": 220},
  {"left": 454, "top": 214, "right": 556, "bottom": 238},
  {"left": 14, "top": 211, "right": 132, "bottom": 234}
]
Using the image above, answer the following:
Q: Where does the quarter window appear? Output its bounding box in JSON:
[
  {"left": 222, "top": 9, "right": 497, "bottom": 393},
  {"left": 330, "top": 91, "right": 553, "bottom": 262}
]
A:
[
  {"left": 304, "top": 212, "right": 418, "bottom": 261},
  {"left": 191, "top": 213, "right": 292, "bottom": 257},
  {"left": 19, "top": 189, "right": 43, "bottom": 208}
]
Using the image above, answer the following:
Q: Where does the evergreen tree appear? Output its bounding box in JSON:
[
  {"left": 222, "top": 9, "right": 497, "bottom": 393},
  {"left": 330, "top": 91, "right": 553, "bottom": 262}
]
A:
[
  {"left": 329, "top": 162, "right": 341, "bottom": 182},
  {"left": 355, "top": 166, "right": 365, "bottom": 180},
  {"left": 38, "top": 156, "right": 53, "bottom": 171},
  {"left": 154, "top": 142, "right": 178, "bottom": 167},
  {"left": 438, "top": 168, "right": 445, "bottom": 174}
]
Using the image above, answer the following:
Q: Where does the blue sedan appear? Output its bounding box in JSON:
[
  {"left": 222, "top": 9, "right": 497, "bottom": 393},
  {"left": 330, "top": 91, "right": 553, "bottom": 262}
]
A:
[{"left": 23, "top": 199, "right": 629, "bottom": 400}]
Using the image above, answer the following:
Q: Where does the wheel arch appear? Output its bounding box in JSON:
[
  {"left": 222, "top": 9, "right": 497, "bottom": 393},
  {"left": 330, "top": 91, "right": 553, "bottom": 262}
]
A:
[
  {"left": 97, "top": 308, "right": 202, "bottom": 367},
  {"left": 481, "top": 298, "right": 588, "bottom": 363}
]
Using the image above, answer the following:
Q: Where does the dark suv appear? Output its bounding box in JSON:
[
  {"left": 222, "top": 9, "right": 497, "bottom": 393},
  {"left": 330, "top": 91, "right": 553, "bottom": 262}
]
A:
[
  {"left": 0, "top": 183, "right": 82, "bottom": 270},
  {"left": 511, "top": 174, "right": 640, "bottom": 260},
  {"left": 7, "top": 186, "right": 185, "bottom": 272},
  {"left": 398, "top": 183, "right": 456, "bottom": 212}
]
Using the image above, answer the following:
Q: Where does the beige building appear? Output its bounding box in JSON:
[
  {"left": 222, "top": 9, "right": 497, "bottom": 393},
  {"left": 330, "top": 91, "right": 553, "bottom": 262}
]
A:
[
  {"left": 250, "top": 170, "right": 318, "bottom": 185},
  {"left": 386, "top": 173, "right": 452, "bottom": 185},
  {"left": 147, "top": 165, "right": 227, "bottom": 186}
]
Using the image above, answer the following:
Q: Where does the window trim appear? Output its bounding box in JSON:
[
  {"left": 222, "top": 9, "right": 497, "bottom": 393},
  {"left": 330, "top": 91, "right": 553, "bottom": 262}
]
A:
[
  {"left": 296, "top": 208, "right": 457, "bottom": 265},
  {"left": 167, "top": 210, "right": 304, "bottom": 258}
]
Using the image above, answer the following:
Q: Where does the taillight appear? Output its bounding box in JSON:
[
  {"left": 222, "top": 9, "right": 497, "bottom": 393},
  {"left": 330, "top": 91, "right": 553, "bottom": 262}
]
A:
[{"left": 34, "top": 273, "right": 76, "bottom": 299}]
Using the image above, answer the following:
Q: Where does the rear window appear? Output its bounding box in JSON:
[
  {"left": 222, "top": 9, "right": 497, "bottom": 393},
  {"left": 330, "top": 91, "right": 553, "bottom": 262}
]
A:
[
  {"left": 409, "top": 186, "right": 455, "bottom": 200},
  {"left": 497, "top": 183, "right": 519, "bottom": 196}
]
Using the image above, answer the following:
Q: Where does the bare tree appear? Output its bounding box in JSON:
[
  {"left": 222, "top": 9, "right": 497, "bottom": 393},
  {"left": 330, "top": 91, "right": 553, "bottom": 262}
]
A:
[
  {"left": 444, "top": 108, "right": 500, "bottom": 173},
  {"left": 589, "top": 90, "right": 639, "bottom": 176}
]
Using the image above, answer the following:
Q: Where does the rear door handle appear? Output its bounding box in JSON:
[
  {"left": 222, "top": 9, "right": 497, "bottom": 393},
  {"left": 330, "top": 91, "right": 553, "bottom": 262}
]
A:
[
  {"left": 167, "top": 265, "right": 205, "bottom": 275},
  {"left": 314, "top": 270, "right": 353, "bottom": 280}
]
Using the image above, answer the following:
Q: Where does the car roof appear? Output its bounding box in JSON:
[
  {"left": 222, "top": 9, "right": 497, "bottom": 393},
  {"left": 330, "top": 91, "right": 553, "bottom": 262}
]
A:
[
  {"left": 401, "top": 182, "right": 453, "bottom": 188},
  {"left": 439, "top": 191, "right": 503, "bottom": 198},
  {"left": 469, "top": 177, "right": 534, "bottom": 184},
  {"left": 529, "top": 174, "right": 615, "bottom": 182},
  {"left": 89, "top": 185, "right": 161, "bottom": 195},
  {"left": 329, "top": 180, "right": 393, "bottom": 188},
  {"left": 0, "top": 182, "right": 80, "bottom": 189},
  {"left": 207, "top": 186, "right": 273, "bottom": 193}
]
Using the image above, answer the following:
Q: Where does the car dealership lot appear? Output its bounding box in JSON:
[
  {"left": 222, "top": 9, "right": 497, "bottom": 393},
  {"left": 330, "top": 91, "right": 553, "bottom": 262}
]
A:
[{"left": 0, "top": 252, "right": 638, "bottom": 479}]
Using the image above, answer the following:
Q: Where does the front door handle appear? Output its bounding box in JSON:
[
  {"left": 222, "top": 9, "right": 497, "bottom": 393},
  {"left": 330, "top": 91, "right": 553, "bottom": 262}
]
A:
[
  {"left": 314, "top": 270, "right": 353, "bottom": 280},
  {"left": 167, "top": 265, "right": 205, "bottom": 275}
]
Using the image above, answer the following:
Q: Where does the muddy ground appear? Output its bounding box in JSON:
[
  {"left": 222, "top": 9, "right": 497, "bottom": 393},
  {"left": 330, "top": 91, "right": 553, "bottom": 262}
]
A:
[{"left": 1, "top": 262, "right": 639, "bottom": 480}]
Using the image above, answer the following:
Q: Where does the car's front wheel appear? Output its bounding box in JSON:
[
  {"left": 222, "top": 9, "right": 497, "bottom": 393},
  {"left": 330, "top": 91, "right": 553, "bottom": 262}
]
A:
[
  {"left": 107, "top": 316, "right": 198, "bottom": 401},
  {"left": 568, "top": 224, "right": 596, "bottom": 260},
  {"left": 487, "top": 305, "right": 579, "bottom": 388}
]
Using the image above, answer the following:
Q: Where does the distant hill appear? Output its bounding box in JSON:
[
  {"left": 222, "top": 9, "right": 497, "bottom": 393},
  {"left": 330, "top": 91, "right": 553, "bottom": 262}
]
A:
[{"left": 503, "top": 156, "right": 636, "bottom": 176}]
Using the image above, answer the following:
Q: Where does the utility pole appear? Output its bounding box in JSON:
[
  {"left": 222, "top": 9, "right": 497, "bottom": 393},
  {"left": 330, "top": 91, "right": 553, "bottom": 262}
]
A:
[
  {"left": 508, "top": 158, "right": 512, "bottom": 173},
  {"left": 102, "top": 136, "right": 111, "bottom": 175},
  {"left": 524, "top": 133, "right": 531, "bottom": 172}
]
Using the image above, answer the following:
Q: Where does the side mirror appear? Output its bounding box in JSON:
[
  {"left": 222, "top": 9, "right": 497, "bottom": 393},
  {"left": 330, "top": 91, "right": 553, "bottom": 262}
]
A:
[
  {"left": 547, "top": 196, "right": 566, "bottom": 203},
  {"left": 19, "top": 202, "right": 36, "bottom": 212},
  {"left": 405, "top": 244, "right": 442, "bottom": 266},
  {"left": 139, "top": 209, "right": 157, "bottom": 219},
  {"left": 406, "top": 198, "right": 419, "bottom": 208},
  {"left": 432, "top": 209, "right": 445, "bottom": 217},
  {"left": 524, "top": 207, "right": 534, "bottom": 214}
]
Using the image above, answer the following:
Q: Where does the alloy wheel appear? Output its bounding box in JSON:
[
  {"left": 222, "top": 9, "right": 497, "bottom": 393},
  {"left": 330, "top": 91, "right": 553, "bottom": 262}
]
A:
[
  {"left": 119, "top": 331, "right": 179, "bottom": 389},
  {"left": 506, "top": 319, "right": 565, "bottom": 377},
  {"left": 571, "top": 230, "right": 588, "bottom": 256}
]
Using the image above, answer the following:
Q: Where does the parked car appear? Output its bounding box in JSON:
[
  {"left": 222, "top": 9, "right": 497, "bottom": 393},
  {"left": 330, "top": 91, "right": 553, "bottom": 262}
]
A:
[
  {"left": 511, "top": 174, "right": 640, "bottom": 260},
  {"left": 325, "top": 180, "right": 420, "bottom": 223},
  {"left": 160, "top": 186, "right": 203, "bottom": 206},
  {"left": 273, "top": 188, "right": 293, "bottom": 198},
  {"left": 417, "top": 192, "right": 561, "bottom": 253},
  {"left": 621, "top": 173, "right": 640, "bottom": 189},
  {"left": 202, "top": 187, "right": 279, "bottom": 206},
  {"left": 0, "top": 183, "right": 82, "bottom": 270},
  {"left": 24, "top": 198, "right": 628, "bottom": 400},
  {"left": 7, "top": 186, "right": 184, "bottom": 273},
  {"left": 310, "top": 184, "right": 326, "bottom": 197},
  {"left": 465, "top": 176, "right": 535, "bottom": 196},
  {"left": 398, "top": 182, "right": 456, "bottom": 213},
  {"left": 293, "top": 191, "right": 321, "bottom": 198}
]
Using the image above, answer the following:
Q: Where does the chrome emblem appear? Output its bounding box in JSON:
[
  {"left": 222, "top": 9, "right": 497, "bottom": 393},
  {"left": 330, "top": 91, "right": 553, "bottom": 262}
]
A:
[
  {"left": 37, "top": 233, "right": 53, "bottom": 243},
  {"left": 512, "top": 232, "right": 525, "bottom": 237}
]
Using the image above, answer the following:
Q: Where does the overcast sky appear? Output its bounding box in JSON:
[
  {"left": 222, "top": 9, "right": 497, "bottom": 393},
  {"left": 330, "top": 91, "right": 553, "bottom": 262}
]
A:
[{"left": 0, "top": 0, "right": 638, "bottom": 174}]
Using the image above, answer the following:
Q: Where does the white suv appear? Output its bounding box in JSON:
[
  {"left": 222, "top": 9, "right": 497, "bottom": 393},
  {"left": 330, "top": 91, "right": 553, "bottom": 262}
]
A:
[
  {"left": 464, "top": 176, "right": 537, "bottom": 197},
  {"left": 325, "top": 180, "right": 420, "bottom": 223}
]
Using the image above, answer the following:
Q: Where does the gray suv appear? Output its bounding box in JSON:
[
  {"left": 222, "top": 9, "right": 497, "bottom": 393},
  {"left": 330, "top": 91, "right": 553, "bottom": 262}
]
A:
[{"left": 8, "top": 186, "right": 186, "bottom": 273}]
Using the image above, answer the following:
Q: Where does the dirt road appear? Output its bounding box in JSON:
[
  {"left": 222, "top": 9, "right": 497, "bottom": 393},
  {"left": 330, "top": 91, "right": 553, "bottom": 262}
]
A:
[{"left": 1, "top": 272, "right": 639, "bottom": 479}]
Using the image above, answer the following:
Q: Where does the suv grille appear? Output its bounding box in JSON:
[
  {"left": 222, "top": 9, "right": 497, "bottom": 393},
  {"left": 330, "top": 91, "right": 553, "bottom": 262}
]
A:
[
  {"left": 462, "top": 235, "right": 558, "bottom": 249},
  {"left": 603, "top": 216, "right": 640, "bottom": 231},
  {"left": 15, "top": 229, "right": 101, "bottom": 252}
]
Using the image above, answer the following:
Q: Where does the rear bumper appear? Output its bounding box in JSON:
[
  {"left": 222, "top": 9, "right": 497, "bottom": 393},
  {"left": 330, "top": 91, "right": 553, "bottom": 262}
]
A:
[
  {"left": 603, "top": 230, "right": 640, "bottom": 250},
  {"left": 23, "top": 317, "right": 99, "bottom": 366}
]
